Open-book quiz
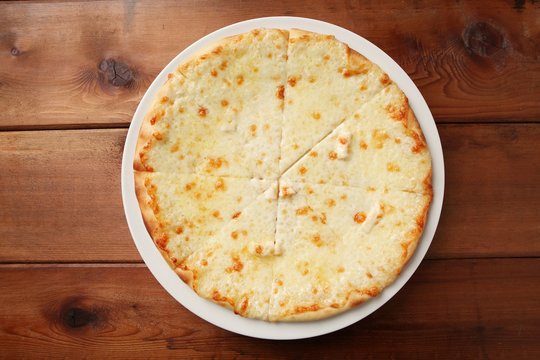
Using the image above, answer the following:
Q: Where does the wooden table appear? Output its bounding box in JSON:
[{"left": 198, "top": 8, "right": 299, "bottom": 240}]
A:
[{"left": 1, "top": 0, "right": 539, "bottom": 357}]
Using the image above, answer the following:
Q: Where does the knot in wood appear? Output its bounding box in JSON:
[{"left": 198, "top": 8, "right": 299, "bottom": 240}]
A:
[
  {"left": 463, "top": 22, "right": 505, "bottom": 58},
  {"left": 61, "top": 307, "right": 97, "bottom": 328},
  {"left": 99, "top": 58, "right": 133, "bottom": 87},
  {"left": 10, "top": 47, "right": 21, "bottom": 57}
]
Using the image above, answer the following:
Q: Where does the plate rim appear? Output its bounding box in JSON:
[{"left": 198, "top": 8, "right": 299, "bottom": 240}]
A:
[{"left": 121, "top": 16, "right": 445, "bottom": 340}]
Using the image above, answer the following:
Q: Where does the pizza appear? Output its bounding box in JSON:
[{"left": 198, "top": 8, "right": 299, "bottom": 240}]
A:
[{"left": 133, "top": 28, "right": 432, "bottom": 321}]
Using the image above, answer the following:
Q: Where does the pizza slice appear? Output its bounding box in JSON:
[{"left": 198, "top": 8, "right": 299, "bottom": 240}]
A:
[
  {"left": 135, "top": 29, "right": 288, "bottom": 179},
  {"left": 282, "top": 84, "right": 432, "bottom": 194},
  {"left": 134, "top": 171, "right": 272, "bottom": 265},
  {"left": 279, "top": 29, "right": 391, "bottom": 174},
  {"left": 269, "top": 182, "right": 430, "bottom": 321},
  {"left": 177, "top": 183, "right": 278, "bottom": 320}
]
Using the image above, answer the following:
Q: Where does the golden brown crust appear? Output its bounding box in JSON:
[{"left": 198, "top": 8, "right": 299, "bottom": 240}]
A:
[
  {"left": 175, "top": 267, "right": 195, "bottom": 288},
  {"left": 134, "top": 171, "right": 176, "bottom": 270},
  {"left": 133, "top": 78, "right": 175, "bottom": 172},
  {"left": 277, "top": 305, "right": 345, "bottom": 322}
]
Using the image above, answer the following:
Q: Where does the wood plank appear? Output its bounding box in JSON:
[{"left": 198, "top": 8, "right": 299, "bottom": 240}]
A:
[
  {"left": 0, "top": 259, "right": 538, "bottom": 357},
  {"left": 1, "top": 124, "right": 539, "bottom": 262},
  {"left": 0, "top": 129, "right": 133, "bottom": 262},
  {"left": 0, "top": 0, "right": 538, "bottom": 128}
]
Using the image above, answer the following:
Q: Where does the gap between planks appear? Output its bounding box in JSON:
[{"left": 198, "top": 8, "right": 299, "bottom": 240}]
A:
[
  {"left": 1, "top": 120, "right": 540, "bottom": 133},
  {"left": 1, "top": 256, "right": 540, "bottom": 267}
]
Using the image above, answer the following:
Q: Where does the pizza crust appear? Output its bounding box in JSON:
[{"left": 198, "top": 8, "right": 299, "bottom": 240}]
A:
[{"left": 134, "top": 171, "right": 176, "bottom": 269}]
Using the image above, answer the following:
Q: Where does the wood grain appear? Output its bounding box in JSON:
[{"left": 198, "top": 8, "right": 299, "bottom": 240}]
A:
[
  {"left": 1, "top": 124, "right": 539, "bottom": 262},
  {"left": 0, "top": 0, "right": 538, "bottom": 129},
  {"left": 0, "top": 259, "right": 538, "bottom": 358}
]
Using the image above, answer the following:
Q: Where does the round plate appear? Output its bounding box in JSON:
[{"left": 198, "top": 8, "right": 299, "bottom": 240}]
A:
[{"left": 121, "top": 16, "right": 445, "bottom": 340}]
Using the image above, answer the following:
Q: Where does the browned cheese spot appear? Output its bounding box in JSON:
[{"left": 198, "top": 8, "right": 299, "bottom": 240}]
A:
[
  {"left": 201, "top": 259, "right": 208, "bottom": 266},
  {"left": 387, "top": 162, "right": 400, "bottom": 172},
  {"left": 326, "top": 199, "right": 336, "bottom": 207},
  {"left": 380, "top": 73, "right": 391, "bottom": 85},
  {"left": 175, "top": 226, "right": 184, "bottom": 234},
  {"left": 337, "top": 266, "right": 345, "bottom": 273},
  {"left": 311, "top": 112, "right": 321, "bottom": 120},
  {"left": 276, "top": 85, "right": 285, "bottom": 99},
  {"left": 169, "top": 142, "right": 179, "bottom": 152},
  {"left": 178, "top": 106, "right": 185, "bottom": 113},
  {"left": 198, "top": 106, "right": 208, "bottom": 117},
  {"left": 311, "top": 234, "right": 323, "bottom": 247},
  {"left": 373, "top": 130, "right": 390, "bottom": 149},
  {"left": 360, "top": 141, "right": 368, "bottom": 150},
  {"left": 236, "top": 75, "right": 244, "bottom": 85},
  {"left": 292, "top": 143, "right": 299, "bottom": 150},
  {"left": 219, "top": 61, "right": 228, "bottom": 70},
  {"left": 354, "top": 212, "right": 367, "bottom": 224},
  {"left": 226, "top": 255, "right": 244, "bottom": 273},
  {"left": 160, "top": 96, "right": 169, "bottom": 104},
  {"left": 231, "top": 231, "right": 239, "bottom": 240},
  {"left": 296, "top": 206, "right": 312, "bottom": 216},
  {"left": 309, "top": 151, "right": 318, "bottom": 157},
  {"left": 212, "top": 210, "right": 221, "bottom": 219},
  {"left": 215, "top": 178, "right": 226, "bottom": 191},
  {"left": 288, "top": 76, "right": 297, "bottom": 87},
  {"left": 208, "top": 157, "right": 227, "bottom": 170},
  {"left": 232, "top": 211, "right": 241, "bottom": 219},
  {"left": 210, "top": 69, "right": 218, "bottom": 77},
  {"left": 249, "top": 124, "right": 257, "bottom": 137},
  {"left": 329, "top": 151, "right": 338, "bottom": 160},
  {"left": 221, "top": 99, "right": 229, "bottom": 107},
  {"left": 153, "top": 132, "right": 163, "bottom": 141},
  {"left": 299, "top": 166, "right": 307, "bottom": 175}
]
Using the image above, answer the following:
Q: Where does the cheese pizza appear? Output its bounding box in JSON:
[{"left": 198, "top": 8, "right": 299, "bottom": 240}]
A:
[{"left": 134, "top": 29, "right": 432, "bottom": 321}]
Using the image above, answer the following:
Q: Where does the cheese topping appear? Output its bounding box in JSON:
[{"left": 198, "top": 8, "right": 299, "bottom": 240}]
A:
[
  {"left": 279, "top": 182, "right": 297, "bottom": 198},
  {"left": 264, "top": 182, "right": 278, "bottom": 200},
  {"left": 249, "top": 240, "right": 276, "bottom": 257},
  {"left": 335, "top": 130, "right": 351, "bottom": 160},
  {"left": 360, "top": 202, "right": 383, "bottom": 234}
]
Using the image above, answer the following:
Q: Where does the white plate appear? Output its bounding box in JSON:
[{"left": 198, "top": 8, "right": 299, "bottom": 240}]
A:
[{"left": 121, "top": 16, "right": 444, "bottom": 340}]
